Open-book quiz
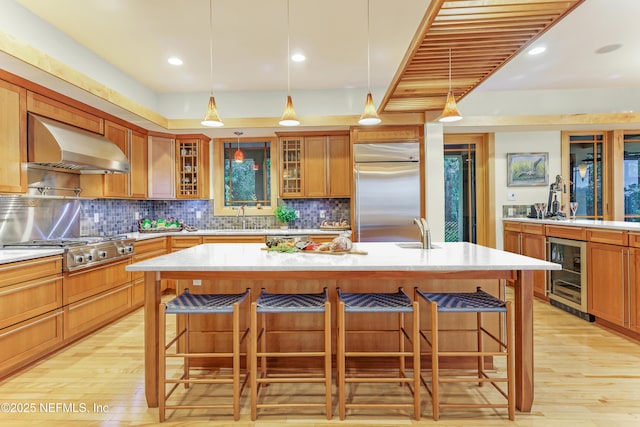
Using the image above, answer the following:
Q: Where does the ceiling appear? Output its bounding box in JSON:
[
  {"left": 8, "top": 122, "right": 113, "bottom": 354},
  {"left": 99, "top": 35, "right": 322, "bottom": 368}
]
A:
[{"left": 9, "top": 0, "right": 640, "bottom": 127}]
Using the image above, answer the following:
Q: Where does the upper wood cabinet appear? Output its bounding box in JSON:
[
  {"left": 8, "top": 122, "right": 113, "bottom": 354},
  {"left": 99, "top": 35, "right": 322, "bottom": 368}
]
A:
[
  {"left": 0, "top": 79, "right": 27, "bottom": 194},
  {"left": 277, "top": 132, "right": 351, "bottom": 198},
  {"left": 26, "top": 91, "right": 103, "bottom": 134},
  {"left": 102, "top": 121, "right": 148, "bottom": 199},
  {"left": 175, "top": 136, "right": 210, "bottom": 199},
  {"left": 148, "top": 135, "right": 176, "bottom": 199}
]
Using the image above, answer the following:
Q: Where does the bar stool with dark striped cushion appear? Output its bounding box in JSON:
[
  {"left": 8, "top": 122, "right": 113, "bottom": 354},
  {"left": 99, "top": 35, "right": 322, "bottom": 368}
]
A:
[
  {"left": 415, "top": 286, "right": 515, "bottom": 420},
  {"left": 250, "top": 288, "right": 331, "bottom": 420},
  {"left": 337, "top": 287, "right": 420, "bottom": 420},
  {"left": 159, "top": 288, "right": 251, "bottom": 422}
]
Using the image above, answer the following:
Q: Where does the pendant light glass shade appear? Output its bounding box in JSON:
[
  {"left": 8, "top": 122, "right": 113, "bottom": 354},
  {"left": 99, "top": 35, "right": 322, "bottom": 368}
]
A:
[
  {"left": 359, "top": 92, "right": 381, "bottom": 125},
  {"left": 201, "top": 0, "right": 223, "bottom": 127},
  {"left": 438, "top": 49, "right": 462, "bottom": 123},
  {"left": 233, "top": 131, "right": 244, "bottom": 163},
  {"left": 201, "top": 96, "right": 224, "bottom": 127},
  {"left": 279, "top": 95, "right": 300, "bottom": 126},
  {"left": 578, "top": 162, "right": 587, "bottom": 180}
]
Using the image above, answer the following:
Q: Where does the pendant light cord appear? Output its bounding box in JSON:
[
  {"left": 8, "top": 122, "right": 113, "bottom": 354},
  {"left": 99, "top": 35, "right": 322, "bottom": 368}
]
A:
[
  {"left": 208, "top": 0, "right": 214, "bottom": 96},
  {"left": 286, "top": 0, "right": 291, "bottom": 95},
  {"left": 366, "top": 0, "right": 371, "bottom": 93},
  {"left": 448, "top": 48, "right": 452, "bottom": 92}
]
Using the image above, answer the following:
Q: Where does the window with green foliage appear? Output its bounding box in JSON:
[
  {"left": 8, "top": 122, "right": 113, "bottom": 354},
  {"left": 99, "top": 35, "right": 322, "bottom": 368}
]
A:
[
  {"left": 223, "top": 140, "right": 271, "bottom": 208},
  {"left": 623, "top": 134, "right": 640, "bottom": 222},
  {"left": 569, "top": 133, "right": 604, "bottom": 219}
]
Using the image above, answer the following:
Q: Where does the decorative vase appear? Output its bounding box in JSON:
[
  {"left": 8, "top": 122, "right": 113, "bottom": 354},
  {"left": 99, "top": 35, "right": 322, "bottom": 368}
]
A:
[{"left": 280, "top": 223, "right": 289, "bottom": 230}]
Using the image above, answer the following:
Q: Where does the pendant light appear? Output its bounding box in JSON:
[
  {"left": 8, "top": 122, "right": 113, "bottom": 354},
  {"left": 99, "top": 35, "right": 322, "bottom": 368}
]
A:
[
  {"left": 438, "top": 48, "right": 463, "bottom": 123},
  {"left": 279, "top": 0, "right": 300, "bottom": 126},
  {"left": 358, "top": 0, "right": 381, "bottom": 126},
  {"left": 233, "top": 131, "right": 244, "bottom": 163},
  {"left": 201, "top": 0, "right": 224, "bottom": 127}
]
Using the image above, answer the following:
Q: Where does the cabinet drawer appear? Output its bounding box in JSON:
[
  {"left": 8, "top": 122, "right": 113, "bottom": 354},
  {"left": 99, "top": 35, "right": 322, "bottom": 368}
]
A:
[
  {"left": 63, "top": 259, "right": 130, "bottom": 305},
  {"left": 545, "top": 225, "right": 586, "bottom": 240},
  {"left": 629, "top": 233, "right": 640, "bottom": 248},
  {"left": 134, "top": 237, "right": 167, "bottom": 254},
  {"left": 0, "top": 256, "right": 62, "bottom": 288},
  {"left": 170, "top": 236, "right": 203, "bottom": 248},
  {"left": 132, "top": 277, "right": 144, "bottom": 307},
  {"left": 503, "top": 221, "right": 522, "bottom": 232},
  {"left": 64, "top": 284, "right": 132, "bottom": 341},
  {"left": 0, "top": 275, "right": 62, "bottom": 329},
  {"left": 131, "top": 248, "right": 168, "bottom": 280},
  {"left": 202, "top": 235, "right": 265, "bottom": 244},
  {"left": 0, "top": 309, "right": 64, "bottom": 378},
  {"left": 587, "top": 229, "right": 628, "bottom": 246},
  {"left": 521, "top": 223, "right": 544, "bottom": 235}
]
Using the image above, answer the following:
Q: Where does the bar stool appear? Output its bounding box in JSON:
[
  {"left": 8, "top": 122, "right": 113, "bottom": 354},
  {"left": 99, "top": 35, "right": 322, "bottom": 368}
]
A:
[
  {"left": 159, "top": 288, "right": 251, "bottom": 422},
  {"left": 337, "top": 287, "right": 420, "bottom": 420},
  {"left": 415, "top": 286, "right": 515, "bottom": 420},
  {"left": 250, "top": 288, "right": 331, "bottom": 420}
]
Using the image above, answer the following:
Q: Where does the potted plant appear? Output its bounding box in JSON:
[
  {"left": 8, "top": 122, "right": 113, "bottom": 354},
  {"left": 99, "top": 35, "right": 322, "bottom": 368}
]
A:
[{"left": 274, "top": 204, "right": 298, "bottom": 229}]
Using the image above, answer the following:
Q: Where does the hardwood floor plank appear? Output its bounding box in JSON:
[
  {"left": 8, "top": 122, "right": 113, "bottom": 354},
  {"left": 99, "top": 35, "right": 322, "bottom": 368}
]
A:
[{"left": 0, "top": 293, "right": 639, "bottom": 425}]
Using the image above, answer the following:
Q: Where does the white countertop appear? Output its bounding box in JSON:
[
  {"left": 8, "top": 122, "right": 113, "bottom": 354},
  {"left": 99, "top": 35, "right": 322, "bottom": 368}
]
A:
[
  {"left": 127, "top": 228, "right": 346, "bottom": 241},
  {"left": 502, "top": 217, "right": 640, "bottom": 232},
  {"left": 0, "top": 249, "right": 64, "bottom": 264},
  {"left": 126, "top": 242, "right": 560, "bottom": 272}
]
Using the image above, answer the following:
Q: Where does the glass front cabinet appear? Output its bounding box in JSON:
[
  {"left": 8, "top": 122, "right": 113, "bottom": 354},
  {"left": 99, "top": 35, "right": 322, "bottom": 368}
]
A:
[{"left": 176, "top": 136, "right": 209, "bottom": 199}]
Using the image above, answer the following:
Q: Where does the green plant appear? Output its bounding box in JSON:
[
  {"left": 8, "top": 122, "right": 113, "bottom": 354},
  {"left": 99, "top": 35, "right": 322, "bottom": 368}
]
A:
[{"left": 274, "top": 204, "right": 297, "bottom": 223}]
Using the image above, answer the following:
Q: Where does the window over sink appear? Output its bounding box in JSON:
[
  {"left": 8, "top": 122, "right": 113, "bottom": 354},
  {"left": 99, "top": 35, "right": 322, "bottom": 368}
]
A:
[{"left": 213, "top": 136, "right": 278, "bottom": 216}]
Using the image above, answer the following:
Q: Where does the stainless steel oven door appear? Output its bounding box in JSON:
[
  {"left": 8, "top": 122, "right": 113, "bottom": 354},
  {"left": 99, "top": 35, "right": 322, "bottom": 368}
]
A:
[{"left": 547, "top": 237, "right": 588, "bottom": 312}]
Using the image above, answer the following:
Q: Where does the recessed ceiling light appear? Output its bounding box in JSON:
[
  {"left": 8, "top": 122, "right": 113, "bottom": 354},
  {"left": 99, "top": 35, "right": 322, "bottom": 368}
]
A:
[
  {"left": 527, "top": 46, "right": 546, "bottom": 56},
  {"left": 167, "top": 57, "right": 183, "bottom": 66},
  {"left": 291, "top": 53, "right": 306, "bottom": 62}
]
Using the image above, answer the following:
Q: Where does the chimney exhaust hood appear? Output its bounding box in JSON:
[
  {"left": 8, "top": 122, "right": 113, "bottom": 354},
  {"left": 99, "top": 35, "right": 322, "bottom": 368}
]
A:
[{"left": 27, "top": 113, "right": 130, "bottom": 174}]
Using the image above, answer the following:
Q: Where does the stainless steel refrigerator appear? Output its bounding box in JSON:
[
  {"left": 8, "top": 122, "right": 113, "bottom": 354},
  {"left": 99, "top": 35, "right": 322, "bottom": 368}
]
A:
[{"left": 354, "top": 142, "right": 421, "bottom": 242}]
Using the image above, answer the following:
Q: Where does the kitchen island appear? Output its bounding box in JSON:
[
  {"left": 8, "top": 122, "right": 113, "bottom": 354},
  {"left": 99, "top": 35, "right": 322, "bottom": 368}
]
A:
[{"left": 127, "top": 241, "right": 560, "bottom": 413}]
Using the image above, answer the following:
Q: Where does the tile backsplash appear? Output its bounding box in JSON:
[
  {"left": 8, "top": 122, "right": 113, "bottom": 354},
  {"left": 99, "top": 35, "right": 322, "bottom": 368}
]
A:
[{"left": 80, "top": 198, "right": 351, "bottom": 236}]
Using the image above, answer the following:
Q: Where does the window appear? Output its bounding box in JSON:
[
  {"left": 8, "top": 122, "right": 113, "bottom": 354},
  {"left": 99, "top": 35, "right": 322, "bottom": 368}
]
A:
[
  {"left": 624, "top": 133, "right": 640, "bottom": 222},
  {"left": 444, "top": 143, "right": 476, "bottom": 243},
  {"left": 213, "top": 137, "right": 278, "bottom": 216},
  {"left": 567, "top": 133, "right": 605, "bottom": 219}
]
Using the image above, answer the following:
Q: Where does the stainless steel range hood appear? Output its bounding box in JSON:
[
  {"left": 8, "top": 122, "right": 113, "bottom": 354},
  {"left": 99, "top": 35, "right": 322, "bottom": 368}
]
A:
[{"left": 27, "top": 113, "right": 130, "bottom": 174}]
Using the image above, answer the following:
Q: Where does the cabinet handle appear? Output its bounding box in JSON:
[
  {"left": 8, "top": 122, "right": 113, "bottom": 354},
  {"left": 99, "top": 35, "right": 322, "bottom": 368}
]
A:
[
  {"left": 0, "top": 310, "right": 62, "bottom": 338},
  {"left": 0, "top": 276, "right": 60, "bottom": 296}
]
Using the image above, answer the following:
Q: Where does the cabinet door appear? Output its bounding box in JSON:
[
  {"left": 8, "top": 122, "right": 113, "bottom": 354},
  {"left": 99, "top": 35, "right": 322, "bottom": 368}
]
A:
[
  {"left": 631, "top": 248, "right": 640, "bottom": 333},
  {"left": 148, "top": 135, "right": 175, "bottom": 199},
  {"left": 176, "top": 138, "right": 208, "bottom": 199},
  {"left": 129, "top": 129, "right": 148, "bottom": 198},
  {"left": 280, "top": 137, "right": 303, "bottom": 197},
  {"left": 0, "top": 79, "right": 27, "bottom": 193},
  {"left": 521, "top": 233, "right": 547, "bottom": 298},
  {"left": 327, "top": 134, "right": 351, "bottom": 197},
  {"left": 103, "top": 121, "right": 130, "bottom": 197},
  {"left": 304, "top": 136, "right": 327, "bottom": 197},
  {"left": 587, "top": 242, "right": 625, "bottom": 326},
  {"left": 503, "top": 230, "right": 520, "bottom": 254}
]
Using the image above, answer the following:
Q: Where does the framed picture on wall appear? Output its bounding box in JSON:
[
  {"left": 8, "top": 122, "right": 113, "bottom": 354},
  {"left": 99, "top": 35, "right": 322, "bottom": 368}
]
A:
[{"left": 507, "top": 152, "right": 548, "bottom": 187}]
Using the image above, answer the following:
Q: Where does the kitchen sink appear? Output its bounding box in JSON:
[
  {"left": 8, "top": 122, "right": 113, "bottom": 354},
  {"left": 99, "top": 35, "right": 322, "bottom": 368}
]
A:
[{"left": 395, "top": 242, "right": 440, "bottom": 250}]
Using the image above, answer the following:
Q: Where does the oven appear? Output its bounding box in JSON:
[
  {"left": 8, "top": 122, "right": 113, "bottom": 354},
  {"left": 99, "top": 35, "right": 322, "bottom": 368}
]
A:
[{"left": 547, "top": 237, "right": 593, "bottom": 321}]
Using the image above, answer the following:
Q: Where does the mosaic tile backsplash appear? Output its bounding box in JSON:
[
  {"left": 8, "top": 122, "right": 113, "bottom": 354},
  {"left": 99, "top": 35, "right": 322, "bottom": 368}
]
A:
[{"left": 80, "top": 198, "right": 351, "bottom": 236}]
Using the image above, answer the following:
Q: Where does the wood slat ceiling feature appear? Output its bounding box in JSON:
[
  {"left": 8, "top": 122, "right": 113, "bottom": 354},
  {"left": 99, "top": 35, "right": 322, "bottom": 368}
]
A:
[{"left": 379, "top": 0, "right": 586, "bottom": 114}]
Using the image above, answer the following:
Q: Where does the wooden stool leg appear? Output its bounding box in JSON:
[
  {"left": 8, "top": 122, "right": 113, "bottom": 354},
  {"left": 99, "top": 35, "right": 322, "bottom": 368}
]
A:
[
  {"left": 430, "top": 301, "right": 440, "bottom": 421},
  {"left": 477, "top": 311, "right": 484, "bottom": 387},
  {"left": 183, "top": 313, "right": 190, "bottom": 389},
  {"left": 324, "top": 300, "right": 333, "bottom": 419},
  {"left": 159, "top": 304, "right": 166, "bottom": 422},
  {"left": 337, "top": 298, "right": 346, "bottom": 420},
  {"left": 398, "top": 312, "right": 405, "bottom": 381},
  {"left": 260, "top": 312, "right": 267, "bottom": 380},
  {"left": 506, "top": 301, "right": 515, "bottom": 420},
  {"left": 250, "top": 301, "right": 258, "bottom": 421},
  {"left": 232, "top": 301, "right": 240, "bottom": 421},
  {"left": 412, "top": 301, "right": 421, "bottom": 421}
]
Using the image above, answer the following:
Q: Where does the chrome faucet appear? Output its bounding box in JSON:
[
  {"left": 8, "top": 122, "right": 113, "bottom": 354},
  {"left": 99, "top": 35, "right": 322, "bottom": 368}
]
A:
[
  {"left": 413, "top": 218, "right": 432, "bottom": 249},
  {"left": 236, "top": 204, "right": 246, "bottom": 229}
]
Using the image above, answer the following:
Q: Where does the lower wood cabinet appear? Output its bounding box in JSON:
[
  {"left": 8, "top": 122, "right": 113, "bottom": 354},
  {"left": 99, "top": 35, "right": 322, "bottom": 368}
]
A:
[
  {"left": 0, "top": 309, "right": 64, "bottom": 378},
  {"left": 63, "top": 259, "right": 131, "bottom": 305},
  {"left": 587, "top": 242, "right": 627, "bottom": 327},
  {"left": 64, "top": 283, "right": 132, "bottom": 341},
  {"left": 502, "top": 221, "right": 547, "bottom": 298},
  {"left": 133, "top": 237, "right": 168, "bottom": 300},
  {"left": 629, "top": 245, "right": 639, "bottom": 334}
]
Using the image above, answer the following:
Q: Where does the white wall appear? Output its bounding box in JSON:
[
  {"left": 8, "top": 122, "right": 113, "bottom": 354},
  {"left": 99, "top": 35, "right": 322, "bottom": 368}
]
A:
[{"left": 494, "top": 131, "right": 561, "bottom": 249}]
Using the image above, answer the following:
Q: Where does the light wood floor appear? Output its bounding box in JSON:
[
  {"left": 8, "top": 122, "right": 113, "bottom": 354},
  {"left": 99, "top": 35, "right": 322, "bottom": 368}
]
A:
[{"left": 1, "top": 293, "right": 639, "bottom": 427}]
